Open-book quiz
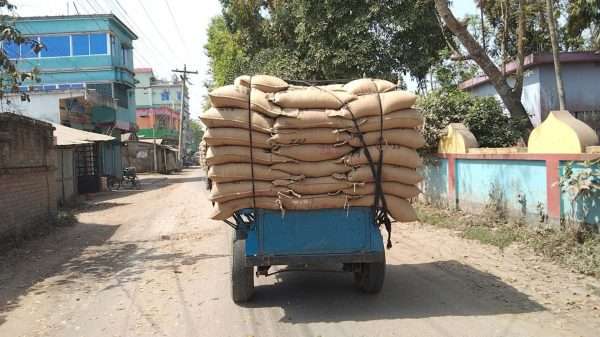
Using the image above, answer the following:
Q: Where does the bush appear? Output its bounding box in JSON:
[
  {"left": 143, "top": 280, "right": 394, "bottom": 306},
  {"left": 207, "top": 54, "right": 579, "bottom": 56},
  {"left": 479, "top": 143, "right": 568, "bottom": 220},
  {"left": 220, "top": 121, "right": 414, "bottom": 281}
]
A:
[{"left": 418, "top": 88, "right": 522, "bottom": 153}]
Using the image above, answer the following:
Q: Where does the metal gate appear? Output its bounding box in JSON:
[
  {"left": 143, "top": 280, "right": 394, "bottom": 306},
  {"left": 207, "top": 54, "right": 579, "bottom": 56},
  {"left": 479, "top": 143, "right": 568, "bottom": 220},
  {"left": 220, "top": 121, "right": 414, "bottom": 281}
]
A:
[{"left": 76, "top": 144, "right": 99, "bottom": 194}]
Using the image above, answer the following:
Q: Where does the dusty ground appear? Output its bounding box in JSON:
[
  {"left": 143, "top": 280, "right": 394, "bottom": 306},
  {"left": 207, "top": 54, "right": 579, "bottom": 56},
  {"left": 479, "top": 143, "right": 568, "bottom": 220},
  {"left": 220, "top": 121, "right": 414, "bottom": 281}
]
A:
[{"left": 1, "top": 167, "right": 600, "bottom": 337}]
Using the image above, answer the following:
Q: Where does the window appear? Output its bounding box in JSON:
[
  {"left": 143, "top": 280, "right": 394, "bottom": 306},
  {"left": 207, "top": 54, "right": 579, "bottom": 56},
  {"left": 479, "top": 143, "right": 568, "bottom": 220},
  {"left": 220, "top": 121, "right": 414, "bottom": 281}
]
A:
[
  {"left": 161, "top": 90, "right": 170, "bottom": 101},
  {"left": 21, "top": 40, "right": 38, "bottom": 58},
  {"left": 122, "top": 47, "right": 128, "bottom": 65},
  {"left": 90, "top": 33, "right": 108, "bottom": 55},
  {"left": 177, "top": 91, "right": 182, "bottom": 101},
  {"left": 3, "top": 41, "right": 20, "bottom": 59},
  {"left": 40, "top": 35, "right": 70, "bottom": 57},
  {"left": 114, "top": 83, "right": 129, "bottom": 109},
  {"left": 72, "top": 34, "right": 90, "bottom": 56}
]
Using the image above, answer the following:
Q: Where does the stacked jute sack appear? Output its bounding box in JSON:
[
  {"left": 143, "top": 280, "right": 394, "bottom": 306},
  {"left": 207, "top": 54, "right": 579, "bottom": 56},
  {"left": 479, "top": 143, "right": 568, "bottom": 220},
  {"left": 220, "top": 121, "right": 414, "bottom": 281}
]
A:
[{"left": 200, "top": 75, "right": 425, "bottom": 222}]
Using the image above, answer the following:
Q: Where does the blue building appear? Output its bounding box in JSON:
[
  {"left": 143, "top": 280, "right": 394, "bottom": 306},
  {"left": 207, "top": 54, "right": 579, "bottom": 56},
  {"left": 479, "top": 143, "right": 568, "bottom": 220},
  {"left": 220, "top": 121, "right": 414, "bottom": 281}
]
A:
[
  {"left": 4, "top": 14, "right": 138, "bottom": 133},
  {"left": 460, "top": 52, "right": 600, "bottom": 133},
  {"left": 3, "top": 14, "right": 138, "bottom": 179}
]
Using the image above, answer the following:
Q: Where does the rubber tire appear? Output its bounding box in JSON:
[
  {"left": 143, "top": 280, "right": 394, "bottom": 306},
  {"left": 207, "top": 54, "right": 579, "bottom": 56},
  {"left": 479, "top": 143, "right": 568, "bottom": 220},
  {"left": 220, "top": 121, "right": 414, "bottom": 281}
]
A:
[
  {"left": 354, "top": 256, "right": 386, "bottom": 294},
  {"left": 231, "top": 231, "right": 254, "bottom": 303}
]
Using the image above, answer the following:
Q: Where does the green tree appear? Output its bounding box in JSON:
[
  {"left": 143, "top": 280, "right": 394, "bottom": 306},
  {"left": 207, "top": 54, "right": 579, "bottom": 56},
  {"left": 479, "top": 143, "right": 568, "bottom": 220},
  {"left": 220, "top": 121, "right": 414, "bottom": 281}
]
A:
[
  {"left": 0, "top": 1, "right": 41, "bottom": 102},
  {"left": 207, "top": 0, "right": 448, "bottom": 86},
  {"left": 204, "top": 16, "right": 247, "bottom": 88},
  {"left": 419, "top": 88, "right": 522, "bottom": 153},
  {"left": 189, "top": 119, "right": 205, "bottom": 154}
]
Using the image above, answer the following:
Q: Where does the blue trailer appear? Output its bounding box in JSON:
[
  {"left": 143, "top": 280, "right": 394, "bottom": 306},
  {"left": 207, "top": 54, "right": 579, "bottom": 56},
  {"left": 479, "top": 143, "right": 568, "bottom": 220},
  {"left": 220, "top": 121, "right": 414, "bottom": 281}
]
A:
[{"left": 227, "top": 207, "right": 386, "bottom": 303}]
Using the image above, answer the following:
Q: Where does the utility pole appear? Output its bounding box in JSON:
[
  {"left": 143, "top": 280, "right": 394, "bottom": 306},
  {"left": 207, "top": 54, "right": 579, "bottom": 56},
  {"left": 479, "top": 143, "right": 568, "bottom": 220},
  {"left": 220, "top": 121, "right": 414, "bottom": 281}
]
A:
[{"left": 172, "top": 64, "right": 198, "bottom": 166}]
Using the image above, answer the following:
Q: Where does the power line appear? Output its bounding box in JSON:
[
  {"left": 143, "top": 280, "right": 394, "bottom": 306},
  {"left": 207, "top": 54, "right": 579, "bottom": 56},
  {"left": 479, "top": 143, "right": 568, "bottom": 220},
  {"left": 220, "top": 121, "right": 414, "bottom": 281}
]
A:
[
  {"left": 106, "top": 0, "right": 179, "bottom": 67},
  {"left": 162, "top": 0, "right": 188, "bottom": 57},
  {"left": 135, "top": 0, "right": 183, "bottom": 64}
]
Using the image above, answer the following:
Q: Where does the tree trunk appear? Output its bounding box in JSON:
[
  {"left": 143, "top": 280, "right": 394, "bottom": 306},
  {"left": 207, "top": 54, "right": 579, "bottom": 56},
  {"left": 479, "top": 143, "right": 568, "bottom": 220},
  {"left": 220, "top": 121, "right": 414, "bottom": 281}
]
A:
[
  {"left": 513, "top": 0, "right": 526, "bottom": 97},
  {"left": 545, "top": 0, "right": 567, "bottom": 110},
  {"left": 433, "top": 0, "right": 534, "bottom": 133}
]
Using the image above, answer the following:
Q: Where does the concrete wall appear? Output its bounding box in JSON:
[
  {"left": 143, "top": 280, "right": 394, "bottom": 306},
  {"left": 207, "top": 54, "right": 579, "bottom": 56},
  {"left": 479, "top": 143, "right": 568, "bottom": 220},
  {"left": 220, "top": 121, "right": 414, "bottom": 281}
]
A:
[
  {"left": 420, "top": 154, "right": 600, "bottom": 228},
  {"left": 455, "top": 159, "right": 547, "bottom": 219},
  {"left": 6, "top": 90, "right": 85, "bottom": 124},
  {"left": 0, "top": 114, "right": 57, "bottom": 242},
  {"left": 56, "top": 147, "right": 77, "bottom": 206},
  {"left": 121, "top": 141, "right": 177, "bottom": 174}
]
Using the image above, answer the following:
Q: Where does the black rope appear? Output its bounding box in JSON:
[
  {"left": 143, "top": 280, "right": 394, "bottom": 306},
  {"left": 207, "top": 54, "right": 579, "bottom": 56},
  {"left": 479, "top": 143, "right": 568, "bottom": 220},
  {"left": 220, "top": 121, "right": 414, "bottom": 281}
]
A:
[
  {"left": 247, "top": 76, "right": 257, "bottom": 213},
  {"left": 371, "top": 80, "right": 393, "bottom": 249}
]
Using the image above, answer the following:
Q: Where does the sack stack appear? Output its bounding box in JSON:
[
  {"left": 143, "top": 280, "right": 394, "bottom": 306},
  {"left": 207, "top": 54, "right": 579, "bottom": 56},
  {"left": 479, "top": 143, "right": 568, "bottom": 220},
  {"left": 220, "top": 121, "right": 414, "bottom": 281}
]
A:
[{"left": 201, "top": 75, "right": 426, "bottom": 223}]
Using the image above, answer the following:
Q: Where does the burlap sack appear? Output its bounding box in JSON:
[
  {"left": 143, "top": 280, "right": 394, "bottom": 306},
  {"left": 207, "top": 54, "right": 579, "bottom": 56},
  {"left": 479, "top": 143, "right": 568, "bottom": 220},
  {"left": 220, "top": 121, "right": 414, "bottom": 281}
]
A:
[
  {"left": 211, "top": 197, "right": 280, "bottom": 220},
  {"left": 203, "top": 128, "right": 271, "bottom": 149},
  {"left": 273, "top": 144, "right": 352, "bottom": 162},
  {"left": 351, "top": 194, "right": 417, "bottom": 222},
  {"left": 205, "top": 146, "right": 296, "bottom": 166},
  {"left": 268, "top": 128, "right": 350, "bottom": 145},
  {"left": 331, "top": 91, "right": 417, "bottom": 119},
  {"left": 273, "top": 176, "right": 353, "bottom": 195},
  {"left": 343, "top": 79, "right": 396, "bottom": 95},
  {"left": 235, "top": 75, "right": 289, "bottom": 93},
  {"left": 280, "top": 194, "right": 351, "bottom": 210},
  {"left": 209, "top": 181, "right": 284, "bottom": 203},
  {"left": 208, "top": 85, "right": 283, "bottom": 118},
  {"left": 341, "top": 165, "right": 423, "bottom": 185},
  {"left": 200, "top": 108, "right": 273, "bottom": 133},
  {"left": 343, "top": 182, "right": 421, "bottom": 199},
  {"left": 342, "top": 109, "right": 423, "bottom": 133},
  {"left": 268, "top": 87, "right": 357, "bottom": 109},
  {"left": 348, "top": 129, "right": 425, "bottom": 149},
  {"left": 208, "top": 163, "right": 301, "bottom": 183},
  {"left": 272, "top": 160, "right": 351, "bottom": 177},
  {"left": 343, "top": 145, "right": 423, "bottom": 168},
  {"left": 274, "top": 110, "right": 355, "bottom": 129},
  {"left": 318, "top": 84, "right": 345, "bottom": 91}
]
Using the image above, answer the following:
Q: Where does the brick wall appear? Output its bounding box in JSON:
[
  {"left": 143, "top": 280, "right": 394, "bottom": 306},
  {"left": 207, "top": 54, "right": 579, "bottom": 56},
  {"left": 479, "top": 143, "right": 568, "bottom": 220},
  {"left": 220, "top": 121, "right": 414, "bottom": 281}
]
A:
[{"left": 0, "top": 113, "right": 57, "bottom": 242}]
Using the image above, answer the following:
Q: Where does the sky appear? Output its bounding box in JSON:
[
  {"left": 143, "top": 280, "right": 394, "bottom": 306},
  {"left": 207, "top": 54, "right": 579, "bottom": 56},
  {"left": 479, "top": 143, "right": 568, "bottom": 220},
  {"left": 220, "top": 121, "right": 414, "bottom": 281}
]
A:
[{"left": 11, "top": 0, "right": 477, "bottom": 118}]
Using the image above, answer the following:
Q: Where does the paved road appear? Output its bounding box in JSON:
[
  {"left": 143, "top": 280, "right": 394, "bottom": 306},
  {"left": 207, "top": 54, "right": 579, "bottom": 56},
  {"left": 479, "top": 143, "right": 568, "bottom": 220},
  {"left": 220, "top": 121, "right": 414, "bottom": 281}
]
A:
[{"left": 1, "top": 168, "right": 600, "bottom": 337}]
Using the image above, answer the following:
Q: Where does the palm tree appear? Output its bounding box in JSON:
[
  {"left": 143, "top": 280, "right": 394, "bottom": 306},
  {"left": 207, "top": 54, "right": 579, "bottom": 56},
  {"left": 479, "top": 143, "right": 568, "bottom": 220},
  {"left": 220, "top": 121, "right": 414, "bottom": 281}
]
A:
[{"left": 545, "top": 0, "right": 567, "bottom": 110}]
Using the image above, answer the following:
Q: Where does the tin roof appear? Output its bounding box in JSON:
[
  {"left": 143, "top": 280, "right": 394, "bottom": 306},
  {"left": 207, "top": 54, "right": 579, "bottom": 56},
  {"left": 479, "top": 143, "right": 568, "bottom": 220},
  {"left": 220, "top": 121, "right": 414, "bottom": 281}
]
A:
[{"left": 53, "top": 123, "right": 114, "bottom": 146}]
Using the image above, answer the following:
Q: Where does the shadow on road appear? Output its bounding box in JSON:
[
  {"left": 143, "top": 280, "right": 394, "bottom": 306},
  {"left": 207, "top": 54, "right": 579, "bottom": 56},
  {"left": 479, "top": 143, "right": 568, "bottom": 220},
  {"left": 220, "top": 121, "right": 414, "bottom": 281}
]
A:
[
  {"left": 246, "top": 260, "right": 545, "bottom": 322},
  {"left": 0, "top": 222, "right": 120, "bottom": 326}
]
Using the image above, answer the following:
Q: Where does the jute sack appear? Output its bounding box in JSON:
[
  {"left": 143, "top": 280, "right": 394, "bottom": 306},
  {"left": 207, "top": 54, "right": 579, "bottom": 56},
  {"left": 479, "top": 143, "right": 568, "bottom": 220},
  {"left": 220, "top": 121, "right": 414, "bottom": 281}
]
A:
[
  {"left": 268, "top": 87, "right": 357, "bottom": 109},
  {"left": 343, "top": 79, "right": 396, "bottom": 96},
  {"left": 208, "top": 163, "right": 301, "bottom": 183},
  {"left": 200, "top": 108, "right": 273, "bottom": 133},
  {"left": 273, "top": 144, "right": 352, "bottom": 162},
  {"left": 273, "top": 176, "right": 353, "bottom": 195},
  {"left": 343, "top": 182, "right": 421, "bottom": 199},
  {"left": 340, "top": 165, "right": 423, "bottom": 185},
  {"left": 331, "top": 91, "right": 417, "bottom": 119},
  {"left": 280, "top": 194, "right": 350, "bottom": 210},
  {"left": 351, "top": 194, "right": 417, "bottom": 222},
  {"left": 318, "top": 84, "right": 345, "bottom": 91},
  {"left": 272, "top": 160, "right": 351, "bottom": 177},
  {"left": 343, "top": 145, "right": 423, "bottom": 169},
  {"left": 268, "top": 128, "right": 350, "bottom": 145},
  {"left": 341, "top": 109, "right": 423, "bottom": 133},
  {"left": 209, "top": 181, "right": 286, "bottom": 203},
  {"left": 211, "top": 197, "right": 280, "bottom": 220},
  {"left": 208, "top": 85, "right": 283, "bottom": 118},
  {"left": 205, "top": 146, "right": 296, "bottom": 166},
  {"left": 274, "top": 110, "right": 355, "bottom": 130},
  {"left": 203, "top": 128, "right": 271, "bottom": 149},
  {"left": 235, "top": 75, "right": 289, "bottom": 93},
  {"left": 348, "top": 129, "right": 425, "bottom": 149}
]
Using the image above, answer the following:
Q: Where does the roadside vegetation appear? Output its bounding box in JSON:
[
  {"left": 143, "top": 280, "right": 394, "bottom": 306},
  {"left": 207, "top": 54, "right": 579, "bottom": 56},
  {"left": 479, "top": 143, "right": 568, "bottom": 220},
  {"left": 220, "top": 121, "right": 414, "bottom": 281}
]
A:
[{"left": 416, "top": 204, "right": 600, "bottom": 278}]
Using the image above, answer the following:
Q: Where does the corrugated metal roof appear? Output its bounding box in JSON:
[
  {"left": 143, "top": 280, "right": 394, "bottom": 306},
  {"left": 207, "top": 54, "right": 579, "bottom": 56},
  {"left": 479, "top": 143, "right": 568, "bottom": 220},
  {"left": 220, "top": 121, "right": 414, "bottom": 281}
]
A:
[{"left": 53, "top": 123, "right": 114, "bottom": 146}]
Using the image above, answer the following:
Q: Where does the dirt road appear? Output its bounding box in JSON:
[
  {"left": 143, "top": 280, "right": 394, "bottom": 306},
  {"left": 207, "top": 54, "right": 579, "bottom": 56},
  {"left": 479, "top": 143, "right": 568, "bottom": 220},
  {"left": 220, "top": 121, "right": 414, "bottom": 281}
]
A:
[{"left": 1, "top": 168, "right": 600, "bottom": 337}]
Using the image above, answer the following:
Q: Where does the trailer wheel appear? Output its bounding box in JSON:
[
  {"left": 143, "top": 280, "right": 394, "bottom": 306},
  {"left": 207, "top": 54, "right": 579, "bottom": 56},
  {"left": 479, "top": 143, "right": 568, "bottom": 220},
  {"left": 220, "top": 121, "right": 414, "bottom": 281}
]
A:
[
  {"left": 231, "top": 231, "right": 254, "bottom": 303},
  {"left": 354, "top": 256, "right": 385, "bottom": 294}
]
